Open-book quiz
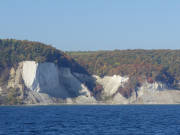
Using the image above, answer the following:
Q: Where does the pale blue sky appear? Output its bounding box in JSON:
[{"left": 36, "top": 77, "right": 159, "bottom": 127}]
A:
[{"left": 0, "top": 0, "right": 180, "bottom": 51}]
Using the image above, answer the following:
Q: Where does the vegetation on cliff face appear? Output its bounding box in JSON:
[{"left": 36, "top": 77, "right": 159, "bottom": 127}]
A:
[
  {"left": 68, "top": 50, "right": 180, "bottom": 97},
  {"left": 0, "top": 39, "right": 88, "bottom": 82}
]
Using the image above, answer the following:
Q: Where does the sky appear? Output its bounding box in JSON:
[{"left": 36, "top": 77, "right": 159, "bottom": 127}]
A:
[{"left": 0, "top": 0, "right": 180, "bottom": 51}]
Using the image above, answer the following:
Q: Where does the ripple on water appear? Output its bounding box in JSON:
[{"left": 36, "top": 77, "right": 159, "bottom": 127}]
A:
[{"left": 0, "top": 105, "right": 180, "bottom": 135}]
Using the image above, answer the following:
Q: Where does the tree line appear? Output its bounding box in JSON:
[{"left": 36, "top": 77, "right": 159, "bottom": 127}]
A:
[
  {"left": 0, "top": 39, "right": 88, "bottom": 82},
  {"left": 68, "top": 50, "right": 180, "bottom": 97}
]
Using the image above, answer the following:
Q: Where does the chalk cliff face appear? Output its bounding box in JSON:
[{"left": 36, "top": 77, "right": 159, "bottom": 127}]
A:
[
  {"left": 95, "top": 75, "right": 129, "bottom": 98},
  {"left": 1, "top": 60, "right": 180, "bottom": 105},
  {"left": 22, "top": 61, "right": 69, "bottom": 98},
  {"left": 6, "top": 61, "right": 96, "bottom": 104},
  {"left": 103, "top": 81, "right": 180, "bottom": 104}
]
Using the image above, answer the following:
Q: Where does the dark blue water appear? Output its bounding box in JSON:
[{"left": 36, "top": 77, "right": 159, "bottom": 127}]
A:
[{"left": 0, "top": 105, "right": 180, "bottom": 135}]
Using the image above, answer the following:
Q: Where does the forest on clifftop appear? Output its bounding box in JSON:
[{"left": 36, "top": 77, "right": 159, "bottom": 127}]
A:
[
  {"left": 0, "top": 39, "right": 88, "bottom": 83},
  {"left": 68, "top": 50, "right": 180, "bottom": 97}
]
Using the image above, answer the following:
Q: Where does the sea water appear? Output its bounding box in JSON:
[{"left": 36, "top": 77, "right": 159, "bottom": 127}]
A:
[{"left": 0, "top": 105, "right": 180, "bottom": 135}]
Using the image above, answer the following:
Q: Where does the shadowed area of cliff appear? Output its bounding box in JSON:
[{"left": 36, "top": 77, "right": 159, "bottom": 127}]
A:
[{"left": 22, "top": 61, "right": 92, "bottom": 98}]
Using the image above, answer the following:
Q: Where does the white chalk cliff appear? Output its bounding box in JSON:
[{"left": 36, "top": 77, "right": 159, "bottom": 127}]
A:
[
  {"left": 95, "top": 75, "right": 129, "bottom": 98},
  {"left": 7, "top": 61, "right": 96, "bottom": 104},
  {"left": 105, "top": 81, "right": 180, "bottom": 104},
  {"left": 2, "top": 61, "right": 180, "bottom": 105},
  {"left": 22, "top": 61, "right": 69, "bottom": 98}
]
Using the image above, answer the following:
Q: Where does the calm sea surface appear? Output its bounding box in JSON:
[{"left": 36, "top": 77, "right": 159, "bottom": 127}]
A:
[{"left": 0, "top": 105, "right": 180, "bottom": 135}]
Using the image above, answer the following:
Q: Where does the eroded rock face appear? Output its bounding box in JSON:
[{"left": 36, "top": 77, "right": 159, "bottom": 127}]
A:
[
  {"left": 1, "top": 60, "right": 180, "bottom": 105},
  {"left": 20, "top": 61, "right": 96, "bottom": 104},
  {"left": 95, "top": 75, "right": 129, "bottom": 98},
  {"left": 22, "top": 61, "right": 39, "bottom": 91},
  {"left": 22, "top": 61, "right": 69, "bottom": 98},
  {"left": 0, "top": 87, "right": 2, "bottom": 94},
  {"left": 138, "top": 81, "right": 167, "bottom": 92},
  {"left": 128, "top": 82, "right": 180, "bottom": 104}
]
